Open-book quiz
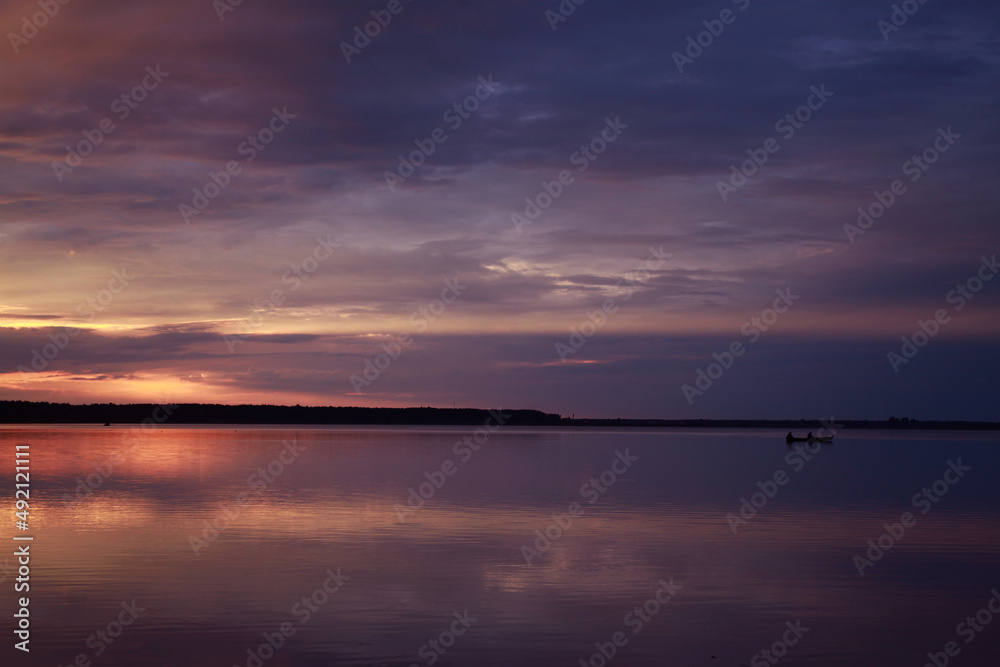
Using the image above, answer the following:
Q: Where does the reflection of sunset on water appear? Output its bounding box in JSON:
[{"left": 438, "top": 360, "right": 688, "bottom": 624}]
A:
[{"left": 3, "top": 427, "right": 999, "bottom": 665}]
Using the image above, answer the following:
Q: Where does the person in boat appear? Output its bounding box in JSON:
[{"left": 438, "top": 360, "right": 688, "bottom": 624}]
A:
[{"left": 807, "top": 431, "right": 813, "bottom": 439}]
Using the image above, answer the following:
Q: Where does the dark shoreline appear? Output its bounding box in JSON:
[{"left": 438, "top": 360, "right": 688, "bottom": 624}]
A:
[{"left": 1, "top": 401, "right": 997, "bottom": 431}]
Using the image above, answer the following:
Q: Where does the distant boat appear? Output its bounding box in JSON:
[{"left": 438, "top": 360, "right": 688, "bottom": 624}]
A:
[
  {"left": 104, "top": 422, "right": 111, "bottom": 426},
  {"left": 785, "top": 433, "right": 833, "bottom": 444}
]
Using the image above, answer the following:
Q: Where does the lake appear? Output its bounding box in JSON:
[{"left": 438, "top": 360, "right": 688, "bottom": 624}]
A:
[{"left": 2, "top": 425, "right": 999, "bottom": 666}]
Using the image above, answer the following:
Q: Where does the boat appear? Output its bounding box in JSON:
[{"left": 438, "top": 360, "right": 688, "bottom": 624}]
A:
[{"left": 785, "top": 433, "right": 833, "bottom": 444}]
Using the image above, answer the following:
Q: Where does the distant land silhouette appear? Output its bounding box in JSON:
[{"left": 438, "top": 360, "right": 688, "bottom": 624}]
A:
[{"left": 0, "top": 401, "right": 997, "bottom": 430}]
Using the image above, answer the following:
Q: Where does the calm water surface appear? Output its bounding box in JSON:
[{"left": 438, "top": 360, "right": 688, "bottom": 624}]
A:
[{"left": 2, "top": 426, "right": 998, "bottom": 666}]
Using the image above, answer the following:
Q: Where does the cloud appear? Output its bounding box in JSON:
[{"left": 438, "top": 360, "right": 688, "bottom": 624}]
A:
[{"left": 1, "top": 0, "right": 998, "bottom": 416}]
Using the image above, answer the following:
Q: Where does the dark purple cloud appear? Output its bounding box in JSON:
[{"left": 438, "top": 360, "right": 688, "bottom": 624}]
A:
[{"left": 0, "top": 0, "right": 998, "bottom": 417}]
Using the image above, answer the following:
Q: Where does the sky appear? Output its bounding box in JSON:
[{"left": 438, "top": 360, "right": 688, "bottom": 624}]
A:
[{"left": 0, "top": 0, "right": 997, "bottom": 420}]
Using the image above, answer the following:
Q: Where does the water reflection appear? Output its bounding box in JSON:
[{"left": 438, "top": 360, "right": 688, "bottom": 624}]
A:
[{"left": 2, "top": 427, "right": 998, "bottom": 666}]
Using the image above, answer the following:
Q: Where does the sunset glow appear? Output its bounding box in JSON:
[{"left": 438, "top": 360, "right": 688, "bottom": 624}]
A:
[{"left": 1, "top": 0, "right": 997, "bottom": 418}]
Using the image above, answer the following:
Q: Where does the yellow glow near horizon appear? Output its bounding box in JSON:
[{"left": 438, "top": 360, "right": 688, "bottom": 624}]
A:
[{"left": 0, "top": 369, "right": 350, "bottom": 407}]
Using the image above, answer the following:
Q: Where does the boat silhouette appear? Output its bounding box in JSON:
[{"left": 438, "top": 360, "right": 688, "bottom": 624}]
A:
[{"left": 785, "top": 432, "right": 833, "bottom": 444}]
